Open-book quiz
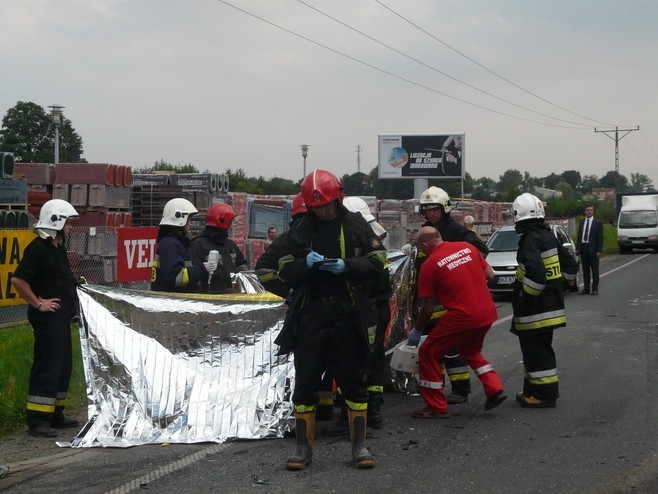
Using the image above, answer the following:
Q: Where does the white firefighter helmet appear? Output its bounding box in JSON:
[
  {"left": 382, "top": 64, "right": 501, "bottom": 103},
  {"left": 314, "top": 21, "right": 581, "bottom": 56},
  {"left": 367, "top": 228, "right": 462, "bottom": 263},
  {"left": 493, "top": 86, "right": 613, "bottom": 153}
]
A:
[
  {"left": 343, "top": 196, "right": 386, "bottom": 238},
  {"left": 512, "top": 192, "right": 545, "bottom": 223},
  {"left": 419, "top": 186, "right": 453, "bottom": 213},
  {"left": 160, "top": 198, "right": 198, "bottom": 227},
  {"left": 34, "top": 199, "right": 79, "bottom": 239}
]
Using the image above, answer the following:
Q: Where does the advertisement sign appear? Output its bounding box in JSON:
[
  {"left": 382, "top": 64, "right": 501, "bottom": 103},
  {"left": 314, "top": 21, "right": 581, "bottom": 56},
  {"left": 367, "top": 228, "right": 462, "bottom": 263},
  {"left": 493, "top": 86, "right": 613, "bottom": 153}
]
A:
[
  {"left": 378, "top": 134, "right": 465, "bottom": 179},
  {"left": 117, "top": 227, "right": 158, "bottom": 282},
  {"left": 0, "top": 230, "right": 37, "bottom": 306}
]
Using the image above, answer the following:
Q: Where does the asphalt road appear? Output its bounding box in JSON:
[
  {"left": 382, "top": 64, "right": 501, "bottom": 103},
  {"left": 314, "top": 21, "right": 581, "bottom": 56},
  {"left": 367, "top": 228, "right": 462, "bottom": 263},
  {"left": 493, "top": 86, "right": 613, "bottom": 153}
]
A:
[{"left": 2, "top": 252, "right": 657, "bottom": 494}]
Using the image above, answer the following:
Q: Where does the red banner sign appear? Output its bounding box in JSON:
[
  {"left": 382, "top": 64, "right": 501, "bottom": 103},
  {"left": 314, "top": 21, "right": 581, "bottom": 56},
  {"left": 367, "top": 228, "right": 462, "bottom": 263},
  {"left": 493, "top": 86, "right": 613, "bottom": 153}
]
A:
[{"left": 116, "top": 227, "right": 158, "bottom": 282}]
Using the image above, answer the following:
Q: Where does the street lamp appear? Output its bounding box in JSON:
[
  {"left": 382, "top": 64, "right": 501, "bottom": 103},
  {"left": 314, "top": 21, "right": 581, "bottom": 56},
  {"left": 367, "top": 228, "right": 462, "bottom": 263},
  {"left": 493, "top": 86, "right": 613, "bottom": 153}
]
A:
[
  {"left": 48, "top": 105, "right": 65, "bottom": 164},
  {"left": 300, "top": 144, "right": 309, "bottom": 179}
]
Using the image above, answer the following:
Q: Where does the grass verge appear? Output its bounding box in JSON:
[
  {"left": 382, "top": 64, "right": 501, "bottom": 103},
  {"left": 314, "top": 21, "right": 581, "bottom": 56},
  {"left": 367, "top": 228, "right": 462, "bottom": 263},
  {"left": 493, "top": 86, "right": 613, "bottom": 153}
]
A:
[{"left": 0, "top": 323, "right": 86, "bottom": 436}]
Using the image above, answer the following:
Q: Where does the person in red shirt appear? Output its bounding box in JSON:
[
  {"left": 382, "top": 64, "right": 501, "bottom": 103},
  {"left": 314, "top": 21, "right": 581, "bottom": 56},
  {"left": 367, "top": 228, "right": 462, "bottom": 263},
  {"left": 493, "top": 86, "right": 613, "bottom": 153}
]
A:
[{"left": 407, "top": 226, "right": 507, "bottom": 418}]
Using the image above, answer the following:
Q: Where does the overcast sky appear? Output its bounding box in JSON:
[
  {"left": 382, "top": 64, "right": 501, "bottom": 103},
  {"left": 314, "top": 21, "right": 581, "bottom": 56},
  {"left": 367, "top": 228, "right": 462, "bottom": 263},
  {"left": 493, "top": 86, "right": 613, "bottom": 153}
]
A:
[{"left": 2, "top": 0, "right": 657, "bottom": 189}]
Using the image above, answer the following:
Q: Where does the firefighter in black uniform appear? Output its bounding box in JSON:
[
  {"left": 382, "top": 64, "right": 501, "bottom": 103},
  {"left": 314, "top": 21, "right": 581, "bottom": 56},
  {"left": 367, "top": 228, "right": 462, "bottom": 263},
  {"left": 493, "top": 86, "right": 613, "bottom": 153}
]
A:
[
  {"left": 511, "top": 193, "right": 577, "bottom": 408},
  {"left": 189, "top": 203, "right": 247, "bottom": 294},
  {"left": 11, "top": 199, "right": 81, "bottom": 437},
  {"left": 257, "top": 170, "right": 386, "bottom": 470},
  {"left": 343, "top": 196, "right": 392, "bottom": 429},
  {"left": 416, "top": 186, "right": 489, "bottom": 404},
  {"left": 150, "top": 198, "right": 211, "bottom": 293}
]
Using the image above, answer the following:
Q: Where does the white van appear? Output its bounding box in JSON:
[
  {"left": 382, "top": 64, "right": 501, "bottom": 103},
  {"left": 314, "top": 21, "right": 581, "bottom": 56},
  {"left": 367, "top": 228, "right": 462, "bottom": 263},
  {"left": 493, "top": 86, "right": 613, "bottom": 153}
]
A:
[{"left": 617, "top": 194, "right": 658, "bottom": 253}]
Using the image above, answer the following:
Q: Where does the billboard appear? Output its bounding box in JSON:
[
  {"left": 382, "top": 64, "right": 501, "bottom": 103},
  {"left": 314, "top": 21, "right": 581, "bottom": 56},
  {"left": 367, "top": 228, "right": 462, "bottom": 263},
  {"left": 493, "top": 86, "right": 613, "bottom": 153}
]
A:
[
  {"left": 117, "top": 227, "right": 158, "bottom": 282},
  {"left": 378, "top": 134, "right": 465, "bottom": 179},
  {"left": 0, "top": 230, "right": 37, "bottom": 306}
]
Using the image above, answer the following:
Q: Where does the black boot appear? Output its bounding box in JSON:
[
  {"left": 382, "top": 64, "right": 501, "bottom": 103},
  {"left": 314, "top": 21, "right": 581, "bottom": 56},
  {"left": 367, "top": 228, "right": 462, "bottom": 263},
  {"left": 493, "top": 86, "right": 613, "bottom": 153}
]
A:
[
  {"left": 286, "top": 411, "right": 315, "bottom": 471},
  {"left": 367, "top": 394, "right": 383, "bottom": 429},
  {"left": 52, "top": 406, "right": 80, "bottom": 429},
  {"left": 348, "top": 409, "right": 374, "bottom": 469},
  {"left": 27, "top": 410, "right": 57, "bottom": 438}
]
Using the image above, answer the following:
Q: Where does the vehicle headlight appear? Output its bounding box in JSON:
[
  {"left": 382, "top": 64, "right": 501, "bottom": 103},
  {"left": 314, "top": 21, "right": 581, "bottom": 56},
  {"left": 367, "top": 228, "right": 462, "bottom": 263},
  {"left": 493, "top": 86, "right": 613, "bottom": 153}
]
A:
[
  {"left": 618, "top": 235, "right": 628, "bottom": 241},
  {"left": 649, "top": 235, "right": 658, "bottom": 241}
]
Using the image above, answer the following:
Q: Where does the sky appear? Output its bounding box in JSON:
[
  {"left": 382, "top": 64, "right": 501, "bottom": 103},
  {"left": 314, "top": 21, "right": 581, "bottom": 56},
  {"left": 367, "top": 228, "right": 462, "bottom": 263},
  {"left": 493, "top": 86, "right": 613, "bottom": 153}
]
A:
[{"left": 2, "top": 0, "right": 658, "bottom": 189}]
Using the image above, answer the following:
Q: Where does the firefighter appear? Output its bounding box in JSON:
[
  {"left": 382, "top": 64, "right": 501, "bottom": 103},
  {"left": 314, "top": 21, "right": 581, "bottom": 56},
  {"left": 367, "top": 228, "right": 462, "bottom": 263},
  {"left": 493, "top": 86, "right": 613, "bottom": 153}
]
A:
[
  {"left": 189, "top": 203, "right": 247, "bottom": 294},
  {"left": 150, "top": 198, "right": 212, "bottom": 293},
  {"left": 407, "top": 226, "right": 506, "bottom": 417},
  {"left": 415, "top": 186, "right": 489, "bottom": 404},
  {"left": 11, "top": 199, "right": 81, "bottom": 437},
  {"left": 343, "top": 196, "right": 392, "bottom": 429},
  {"left": 258, "top": 170, "right": 386, "bottom": 470},
  {"left": 511, "top": 193, "right": 578, "bottom": 408}
]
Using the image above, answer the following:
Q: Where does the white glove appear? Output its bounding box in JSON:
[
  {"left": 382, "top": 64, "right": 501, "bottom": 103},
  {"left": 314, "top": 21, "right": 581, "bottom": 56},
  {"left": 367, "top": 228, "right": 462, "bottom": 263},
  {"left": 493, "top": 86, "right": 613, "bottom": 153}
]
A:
[
  {"left": 401, "top": 243, "right": 414, "bottom": 256},
  {"left": 203, "top": 261, "right": 218, "bottom": 274}
]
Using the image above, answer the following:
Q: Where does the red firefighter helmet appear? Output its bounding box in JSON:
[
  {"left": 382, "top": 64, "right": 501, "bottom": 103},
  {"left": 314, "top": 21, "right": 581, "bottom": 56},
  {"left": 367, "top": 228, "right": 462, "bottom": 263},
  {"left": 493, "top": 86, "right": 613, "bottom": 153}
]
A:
[
  {"left": 206, "top": 203, "right": 238, "bottom": 229},
  {"left": 300, "top": 169, "right": 343, "bottom": 208},
  {"left": 291, "top": 193, "right": 308, "bottom": 217}
]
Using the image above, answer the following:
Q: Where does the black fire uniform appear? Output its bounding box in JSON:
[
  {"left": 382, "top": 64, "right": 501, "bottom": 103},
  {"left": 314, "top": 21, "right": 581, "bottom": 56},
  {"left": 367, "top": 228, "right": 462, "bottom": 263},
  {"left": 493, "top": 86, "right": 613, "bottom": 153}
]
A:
[
  {"left": 365, "top": 260, "right": 393, "bottom": 425},
  {"left": 257, "top": 208, "right": 386, "bottom": 414},
  {"left": 419, "top": 215, "right": 489, "bottom": 398},
  {"left": 151, "top": 229, "right": 206, "bottom": 293},
  {"left": 511, "top": 220, "right": 578, "bottom": 402},
  {"left": 189, "top": 227, "right": 247, "bottom": 294},
  {"left": 12, "top": 236, "right": 79, "bottom": 429}
]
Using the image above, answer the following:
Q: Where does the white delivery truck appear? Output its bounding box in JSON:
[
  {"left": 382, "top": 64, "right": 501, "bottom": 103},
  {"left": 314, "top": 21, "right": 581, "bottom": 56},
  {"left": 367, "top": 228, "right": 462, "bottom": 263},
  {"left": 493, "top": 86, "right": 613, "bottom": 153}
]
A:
[{"left": 617, "top": 193, "right": 658, "bottom": 253}]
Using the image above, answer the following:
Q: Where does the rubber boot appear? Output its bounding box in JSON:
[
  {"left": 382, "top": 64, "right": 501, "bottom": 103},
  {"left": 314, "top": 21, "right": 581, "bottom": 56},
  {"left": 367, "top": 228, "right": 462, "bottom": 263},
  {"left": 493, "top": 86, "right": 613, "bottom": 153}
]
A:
[
  {"left": 367, "top": 394, "right": 383, "bottom": 429},
  {"left": 348, "top": 409, "right": 374, "bottom": 469},
  {"left": 286, "top": 411, "right": 315, "bottom": 471}
]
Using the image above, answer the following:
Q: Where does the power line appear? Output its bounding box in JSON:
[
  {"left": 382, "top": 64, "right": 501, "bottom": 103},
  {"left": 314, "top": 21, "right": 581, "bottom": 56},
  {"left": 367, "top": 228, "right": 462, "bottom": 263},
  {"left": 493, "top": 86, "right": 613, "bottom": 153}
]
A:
[
  {"left": 374, "top": 0, "right": 616, "bottom": 127},
  {"left": 216, "top": 0, "right": 589, "bottom": 129},
  {"left": 297, "top": 0, "right": 591, "bottom": 128}
]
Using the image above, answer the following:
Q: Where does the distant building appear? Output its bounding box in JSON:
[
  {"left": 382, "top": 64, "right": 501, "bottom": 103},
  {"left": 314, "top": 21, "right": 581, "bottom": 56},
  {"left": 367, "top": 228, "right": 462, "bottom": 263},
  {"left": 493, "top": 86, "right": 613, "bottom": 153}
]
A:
[
  {"left": 591, "top": 188, "right": 616, "bottom": 201},
  {"left": 533, "top": 186, "right": 562, "bottom": 199}
]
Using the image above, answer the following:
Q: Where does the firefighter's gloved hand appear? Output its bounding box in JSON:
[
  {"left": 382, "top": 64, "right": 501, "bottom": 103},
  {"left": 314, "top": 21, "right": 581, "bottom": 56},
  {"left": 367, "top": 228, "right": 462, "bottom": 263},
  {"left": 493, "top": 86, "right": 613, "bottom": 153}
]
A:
[
  {"left": 319, "top": 258, "right": 345, "bottom": 274},
  {"left": 407, "top": 327, "right": 422, "bottom": 347},
  {"left": 203, "top": 261, "right": 218, "bottom": 274},
  {"left": 401, "top": 243, "right": 414, "bottom": 256},
  {"left": 306, "top": 251, "right": 324, "bottom": 269}
]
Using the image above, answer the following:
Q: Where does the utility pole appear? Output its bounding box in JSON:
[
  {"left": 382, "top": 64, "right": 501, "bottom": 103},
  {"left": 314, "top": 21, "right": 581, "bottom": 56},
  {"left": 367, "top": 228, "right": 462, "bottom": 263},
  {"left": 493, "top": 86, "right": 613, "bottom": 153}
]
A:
[
  {"left": 355, "top": 145, "right": 362, "bottom": 173},
  {"left": 594, "top": 126, "right": 639, "bottom": 193}
]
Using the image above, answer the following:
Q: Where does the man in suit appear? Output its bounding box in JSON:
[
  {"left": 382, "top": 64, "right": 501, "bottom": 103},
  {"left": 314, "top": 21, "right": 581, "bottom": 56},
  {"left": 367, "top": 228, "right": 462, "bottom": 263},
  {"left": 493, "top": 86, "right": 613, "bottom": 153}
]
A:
[{"left": 576, "top": 204, "right": 604, "bottom": 295}]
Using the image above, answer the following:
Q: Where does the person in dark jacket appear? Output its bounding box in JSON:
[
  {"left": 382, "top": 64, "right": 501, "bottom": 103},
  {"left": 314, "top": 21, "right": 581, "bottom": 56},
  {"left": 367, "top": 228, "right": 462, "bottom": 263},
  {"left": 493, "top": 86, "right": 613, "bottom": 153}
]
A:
[
  {"left": 416, "top": 186, "right": 488, "bottom": 404},
  {"left": 575, "top": 204, "right": 604, "bottom": 295},
  {"left": 511, "top": 193, "right": 578, "bottom": 408},
  {"left": 257, "top": 170, "right": 386, "bottom": 471},
  {"left": 11, "top": 199, "right": 81, "bottom": 437},
  {"left": 189, "top": 203, "right": 247, "bottom": 294},
  {"left": 150, "top": 198, "right": 211, "bottom": 293}
]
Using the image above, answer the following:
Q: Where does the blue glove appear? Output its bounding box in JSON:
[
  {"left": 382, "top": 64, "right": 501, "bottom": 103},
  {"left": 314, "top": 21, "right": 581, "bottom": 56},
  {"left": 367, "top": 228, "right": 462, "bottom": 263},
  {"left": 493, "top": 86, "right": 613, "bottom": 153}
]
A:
[
  {"left": 407, "top": 327, "right": 422, "bottom": 347},
  {"left": 306, "top": 251, "right": 325, "bottom": 269},
  {"left": 319, "top": 258, "right": 346, "bottom": 275}
]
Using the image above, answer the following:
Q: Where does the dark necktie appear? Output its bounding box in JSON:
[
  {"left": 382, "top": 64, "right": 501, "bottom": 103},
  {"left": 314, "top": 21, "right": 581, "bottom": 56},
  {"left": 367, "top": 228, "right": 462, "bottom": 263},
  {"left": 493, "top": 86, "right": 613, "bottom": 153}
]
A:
[{"left": 584, "top": 219, "right": 590, "bottom": 242}]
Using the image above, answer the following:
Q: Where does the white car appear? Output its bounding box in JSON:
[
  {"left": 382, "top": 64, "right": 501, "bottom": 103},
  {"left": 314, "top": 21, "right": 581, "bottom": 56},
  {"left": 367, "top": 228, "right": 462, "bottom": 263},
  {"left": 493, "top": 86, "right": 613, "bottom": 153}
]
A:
[{"left": 485, "top": 224, "right": 579, "bottom": 293}]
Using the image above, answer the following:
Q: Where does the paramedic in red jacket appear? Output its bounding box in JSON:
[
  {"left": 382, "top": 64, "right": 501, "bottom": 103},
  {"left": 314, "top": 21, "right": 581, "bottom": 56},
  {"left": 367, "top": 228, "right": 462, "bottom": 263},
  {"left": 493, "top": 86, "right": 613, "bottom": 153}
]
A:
[{"left": 407, "top": 226, "right": 507, "bottom": 418}]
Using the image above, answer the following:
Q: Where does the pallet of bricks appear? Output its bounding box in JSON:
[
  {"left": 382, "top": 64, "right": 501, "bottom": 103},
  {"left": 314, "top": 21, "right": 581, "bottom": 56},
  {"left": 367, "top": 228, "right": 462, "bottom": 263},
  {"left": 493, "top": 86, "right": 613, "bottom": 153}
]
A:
[
  {"left": 15, "top": 162, "right": 132, "bottom": 285},
  {"left": 1, "top": 153, "right": 30, "bottom": 228}
]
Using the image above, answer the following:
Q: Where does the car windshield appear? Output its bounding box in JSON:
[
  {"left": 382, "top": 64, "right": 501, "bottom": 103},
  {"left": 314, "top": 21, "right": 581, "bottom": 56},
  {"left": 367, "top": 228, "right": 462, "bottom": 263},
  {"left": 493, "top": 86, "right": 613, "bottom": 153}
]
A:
[{"left": 487, "top": 229, "right": 520, "bottom": 252}]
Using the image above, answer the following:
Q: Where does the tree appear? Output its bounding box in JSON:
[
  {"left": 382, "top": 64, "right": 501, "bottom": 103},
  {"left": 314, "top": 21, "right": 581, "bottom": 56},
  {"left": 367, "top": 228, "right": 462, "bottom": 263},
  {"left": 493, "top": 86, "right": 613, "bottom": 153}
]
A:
[
  {"left": 600, "top": 171, "right": 628, "bottom": 191},
  {"left": 0, "top": 101, "right": 84, "bottom": 162},
  {"left": 342, "top": 172, "right": 371, "bottom": 196},
  {"left": 135, "top": 159, "right": 199, "bottom": 174},
  {"left": 561, "top": 170, "right": 582, "bottom": 192},
  {"left": 628, "top": 173, "right": 655, "bottom": 193},
  {"left": 542, "top": 172, "right": 561, "bottom": 190},
  {"left": 580, "top": 174, "right": 600, "bottom": 194}
]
